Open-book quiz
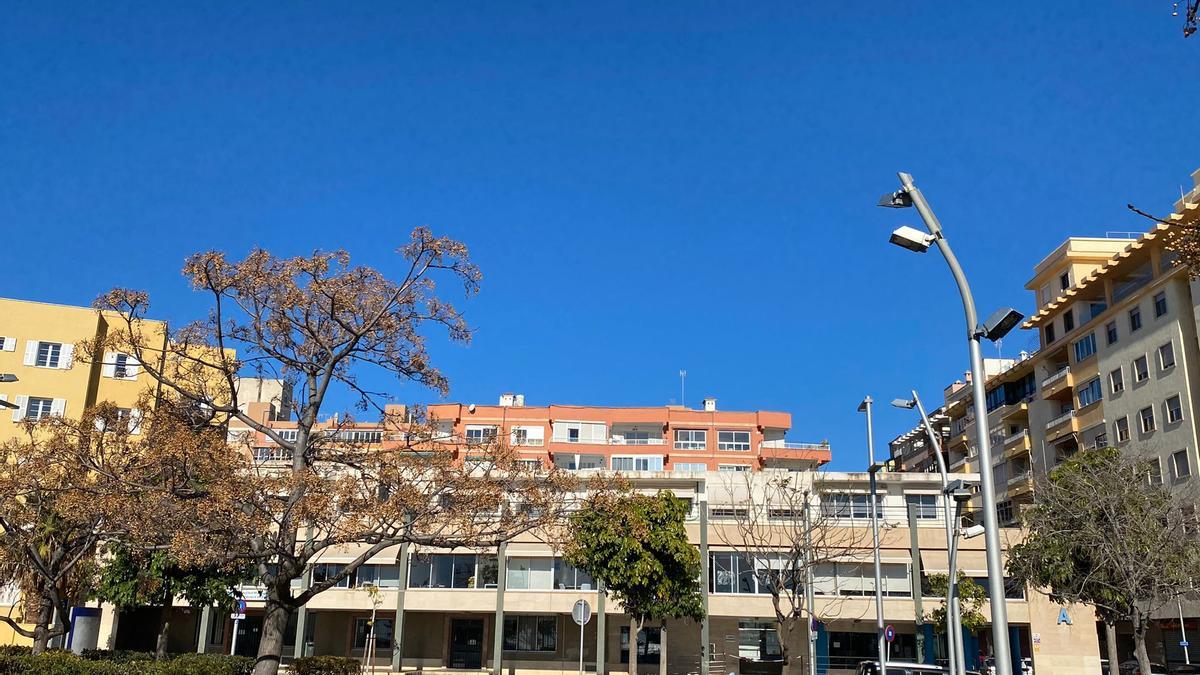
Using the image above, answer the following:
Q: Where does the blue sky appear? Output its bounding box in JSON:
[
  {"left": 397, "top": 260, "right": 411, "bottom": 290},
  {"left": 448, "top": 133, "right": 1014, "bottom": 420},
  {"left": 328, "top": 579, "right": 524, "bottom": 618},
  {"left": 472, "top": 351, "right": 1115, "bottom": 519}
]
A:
[{"left": 2, "top": 2, "right": 1196, "bottom": 470}]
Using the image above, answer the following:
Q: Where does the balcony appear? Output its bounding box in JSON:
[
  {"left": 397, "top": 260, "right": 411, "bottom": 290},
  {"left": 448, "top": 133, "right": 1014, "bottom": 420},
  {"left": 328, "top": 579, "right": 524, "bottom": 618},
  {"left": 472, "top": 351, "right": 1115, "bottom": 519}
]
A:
[
  {"left": 998, "top": 401, "right": 1030, "bottom": 422},
  {"left": 1041, "top": 367, "right": 1073, "bottom": 400},
  {"left": 608, "top": 436, "right": 665, "bottom": 446},
  {"left": 1003, "top": 429, "right": 1028, "bottom": 447},
  {"left": 758, "top": 440, "right": 831, "bottom": 464},
  {"left": 1045, "top": 410, "right": 1077, "bottom": 435},
  {"left": 1006, "top": 471, "right": 1034, "bottom": 496}
]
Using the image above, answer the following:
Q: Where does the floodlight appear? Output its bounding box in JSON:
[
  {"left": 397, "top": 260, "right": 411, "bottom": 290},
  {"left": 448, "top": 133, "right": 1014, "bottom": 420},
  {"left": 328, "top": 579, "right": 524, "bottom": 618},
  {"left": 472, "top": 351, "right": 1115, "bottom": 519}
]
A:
[
  {"left": 889, "top": 225, "right": 935, "bottom": 253},
  {"left": 981, "top": 307, "right": 1025, "bottom": 342},
  {"left": 891, "top": 398, "right": 916, "bottom": 409},
  {"left": 878, "top": 190, "right": 913, "bottom": 209},
  {"left": 0, "top": 374, "right": 16, "bottom": 383},
  {"left": 946, "top": 479, "right": 974, "bottom": 502},
  {"left": 964, "top": 524, "right": 986, "bottom": 539}
]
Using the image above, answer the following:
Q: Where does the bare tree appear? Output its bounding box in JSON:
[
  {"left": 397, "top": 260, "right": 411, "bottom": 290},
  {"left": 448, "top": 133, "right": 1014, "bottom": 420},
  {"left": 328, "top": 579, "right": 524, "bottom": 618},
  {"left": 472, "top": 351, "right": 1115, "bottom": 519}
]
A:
[
  {"left": 710, "top": 471, "right": 870, "bottom": 675},
  {"left": 90, "top": 229, "right": 575, "bottom": 675}
]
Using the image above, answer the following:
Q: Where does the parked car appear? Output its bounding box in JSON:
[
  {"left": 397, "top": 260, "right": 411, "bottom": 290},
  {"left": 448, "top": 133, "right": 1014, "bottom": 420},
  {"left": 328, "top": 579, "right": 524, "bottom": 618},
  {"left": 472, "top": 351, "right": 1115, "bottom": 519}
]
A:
[
  {"left": 1171, "top": 664, "right": 1200, "bottom": 674},
  {"left": 983, "top": 656, "right": 1034, "bottom": 675},
  {"left": 1119, "top": 660, "right": 1170, "bottom": 675},
  {"left": 855, "top": 661, "right": 982, "bottom": 675}
]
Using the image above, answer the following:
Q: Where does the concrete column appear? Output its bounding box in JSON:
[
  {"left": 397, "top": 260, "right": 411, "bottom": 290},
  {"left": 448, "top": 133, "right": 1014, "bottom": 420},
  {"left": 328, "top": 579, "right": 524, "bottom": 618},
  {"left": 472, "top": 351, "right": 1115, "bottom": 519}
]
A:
[
  {"left": 492, "top": 541, "right": 508, "bottom": 675},
  {"left": 96, "top": 603, "right": 119, "bottom": 651},
  {"left": 197, "top": 605, "right": 212, "bottom": 653},
  {"left": 596, "top": 581, "right": 606, "bottom": 675},
  {"left": 907, "top": 503, "right": 927, "bottom": 664},
  {"left": 392, "top": 543, "right": 411, "bottom": 672}
]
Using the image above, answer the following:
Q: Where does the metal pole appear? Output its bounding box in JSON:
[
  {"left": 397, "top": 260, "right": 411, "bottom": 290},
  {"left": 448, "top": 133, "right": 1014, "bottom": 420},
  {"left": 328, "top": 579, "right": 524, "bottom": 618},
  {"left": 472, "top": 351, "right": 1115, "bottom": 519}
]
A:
[
  {"left": 230, "top": 618, "right": 240, "bottom": 656},
  {"left": 580, "top": 617, "right": 586, "bottom": 675},
  {"left": 493, "top": 540, "right": 508, "bottom": 675},
  {"left": 803, "top": 491, "right": 818, "bottom": 675},
  {"left": 863, "top": 397, "right": 887, "bottom": 671},
  {"left": 596, "top": 581, "right": 607, "bottom": 675},
  {"left": 1181, "top": 598, "right": 1191, "bottom": 665},
  {"left": 197, "top": 606, "right": 212, "bottom": 654},
  {"left": 698, "top": 480, "right": 710, "bottom": 675},
  {"left": 947, "top": 501, "right": 967, "bottom": 674},
  {"left": 392, "top": 543, "right": 410, "bottom": 672},
  {"left": 913, "top": 391, "right": 964, "bottom": 675},
  {"left": 899, "top": 172, "right": 1013, "bottom": 675}
]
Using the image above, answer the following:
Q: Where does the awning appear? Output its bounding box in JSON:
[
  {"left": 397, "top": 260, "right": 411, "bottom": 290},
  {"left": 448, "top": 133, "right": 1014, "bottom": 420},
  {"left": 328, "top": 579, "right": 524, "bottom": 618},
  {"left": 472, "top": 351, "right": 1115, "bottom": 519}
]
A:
[{"left": 918, "top": 549, "right": 990, "bottom": 576}]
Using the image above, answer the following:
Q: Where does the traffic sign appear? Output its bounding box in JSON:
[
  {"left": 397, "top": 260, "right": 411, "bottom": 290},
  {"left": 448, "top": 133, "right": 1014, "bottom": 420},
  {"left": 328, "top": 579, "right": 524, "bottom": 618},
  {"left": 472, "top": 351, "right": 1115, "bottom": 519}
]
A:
[
  {"left": 572, "top": 599, "right": 592, "bottom": 626},
  {"left": 231, "top": 597, "right": 247, "bottom": 621},
  {"left": 884, "top": 624, "right": 896, "bottom": 643},
  {"left": 1182, "top": 640, "right": 1190, "bottom": 648}
]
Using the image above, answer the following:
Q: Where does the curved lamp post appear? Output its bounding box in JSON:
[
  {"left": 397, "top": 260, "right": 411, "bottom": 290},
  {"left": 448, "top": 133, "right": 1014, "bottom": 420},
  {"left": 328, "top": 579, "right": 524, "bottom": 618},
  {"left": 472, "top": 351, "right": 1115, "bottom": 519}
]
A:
[{"left": 880, "top": 172, "right": 1022, "bottom": 675}]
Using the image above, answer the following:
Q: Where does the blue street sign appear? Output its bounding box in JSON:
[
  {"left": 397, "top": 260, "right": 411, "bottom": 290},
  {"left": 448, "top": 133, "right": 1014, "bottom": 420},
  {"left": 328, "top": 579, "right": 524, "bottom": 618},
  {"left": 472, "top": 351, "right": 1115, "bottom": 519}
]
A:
[
  {"left": 1182, "top": 640, "right": 1190, "bottom": 648},
  {"left": 884, "top": 625, "right": 896, "bottom": 643}
]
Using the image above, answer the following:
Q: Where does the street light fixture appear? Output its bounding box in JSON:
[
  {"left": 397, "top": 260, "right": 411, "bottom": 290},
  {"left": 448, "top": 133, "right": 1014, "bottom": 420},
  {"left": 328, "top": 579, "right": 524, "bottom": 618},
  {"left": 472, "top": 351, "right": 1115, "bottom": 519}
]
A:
[
  {"left": 858, "top": 396, "right": 888, "bottom": 673},
  {"left": 889, "top": 225, "right": 936, "bottom": 253},
  {"left": 892, "top": 392, "right": 966, "bottom": 675},
  {"left": 0, "top": 374, "right": 17, "bottom": 410},
  {"left": 879, "top": 171, "right": 1016, "bottom": 675}
]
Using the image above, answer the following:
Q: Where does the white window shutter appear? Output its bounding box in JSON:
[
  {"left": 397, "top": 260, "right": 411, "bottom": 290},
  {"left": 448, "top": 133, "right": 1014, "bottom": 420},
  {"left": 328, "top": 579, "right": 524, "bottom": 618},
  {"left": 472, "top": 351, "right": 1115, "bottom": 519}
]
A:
[
  {"left": 0, "top": 338, "right": 13, "bottom": 352},
  {"left": 129, "top": 408, "right": 143, "bottom": 435},
  {"left": 23, "top": 342, "right": 37, "bottom": 366},
  {"left": 101, "top": 352, "right": 116, "bottom": 379},
  {"left": 50, "top": 399, "right": 66, "bottom": 417},
  {"left": 59, "top": 345, "right": 74, "bottom": 370},
  {"left": 11, "top": 396, "right": 27, "bottom": 422},
  {"left": 125, "top": 356, "right": 140, "bottom": 380}
]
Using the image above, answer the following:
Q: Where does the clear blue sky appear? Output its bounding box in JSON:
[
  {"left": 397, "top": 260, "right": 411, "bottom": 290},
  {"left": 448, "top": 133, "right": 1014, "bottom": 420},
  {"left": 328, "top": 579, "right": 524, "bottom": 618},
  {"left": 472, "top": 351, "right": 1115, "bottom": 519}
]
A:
[{"left": 2, "top": 2, "right": 1196, "bottom": 470}]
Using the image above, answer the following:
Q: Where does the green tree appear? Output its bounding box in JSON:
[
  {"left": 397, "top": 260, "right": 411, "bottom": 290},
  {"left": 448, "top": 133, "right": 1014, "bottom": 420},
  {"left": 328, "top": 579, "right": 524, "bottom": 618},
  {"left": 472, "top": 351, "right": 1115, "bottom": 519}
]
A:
[
  {"left": 1006, "top": 447, "right": 1200, "bottom": 675},
  {"left": 565, "top": 490, "right": 704, "bottom": 675},
  {"left": 92, "top": 545, "right": 246, "bottom": 659},
  {"left": 923, "top": 572, "right": 988, "bottom": 637}
]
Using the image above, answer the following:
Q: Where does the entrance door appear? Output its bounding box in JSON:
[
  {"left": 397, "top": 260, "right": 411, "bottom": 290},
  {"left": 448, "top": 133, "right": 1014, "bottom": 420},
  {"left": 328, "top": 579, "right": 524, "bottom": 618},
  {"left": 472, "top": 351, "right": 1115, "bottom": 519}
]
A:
[
  {"left": 233, "top": 616, "right": 263, "bottom": 658},
  {"left": 449, "top": 618, "right": 485, "bottom": 669}
]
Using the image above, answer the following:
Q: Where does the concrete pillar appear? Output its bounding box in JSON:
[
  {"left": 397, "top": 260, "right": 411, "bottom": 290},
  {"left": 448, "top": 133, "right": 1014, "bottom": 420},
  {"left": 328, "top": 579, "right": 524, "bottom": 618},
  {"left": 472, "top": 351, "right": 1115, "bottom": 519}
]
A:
[
  {"left": 197, "top": 605, "right": 212, "bottom": 653},
  {"left": 698, "top": 479, "right": 710, "bottom": 675},
  {"left": 96, "top": 603, "right": 119, "bottom": 651},
  {"left": 392, "top": 543, "right": 411, "bottom": 672},
  {"left": 492, "top": 541, "right": 508, "bottom": 675},
  {"left": 906, "top": 503, "right": 927, "bottom": 663}
]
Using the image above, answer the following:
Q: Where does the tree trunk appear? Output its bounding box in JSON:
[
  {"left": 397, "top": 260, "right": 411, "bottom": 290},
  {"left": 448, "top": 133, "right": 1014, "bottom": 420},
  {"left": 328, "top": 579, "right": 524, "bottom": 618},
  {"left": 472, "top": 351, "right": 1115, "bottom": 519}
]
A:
[
  {"left": 629, "top": 617, "right": 641, "bottom": 675},
  {"left": 30, "top": 600, "right": 54, "bottom": 655},
  {"left": 658, "top": 621, "right": 667, "bottom": 675},
  {"left": 1105, "top": 621, "right": 1120, "bottom": 675},
  {"left": 252, "top": 593, "right": 293, "bottom": 675},
  {"left": 156, "top": 604, "right": 172, "bottom": 660},
  {"left": 1133, "top": 614, "right": 1152, "bottom": 675}
]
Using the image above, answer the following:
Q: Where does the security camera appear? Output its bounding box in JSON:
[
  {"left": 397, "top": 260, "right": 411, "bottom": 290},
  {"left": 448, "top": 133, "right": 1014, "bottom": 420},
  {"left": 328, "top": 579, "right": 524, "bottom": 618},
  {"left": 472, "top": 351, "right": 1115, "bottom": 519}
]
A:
[{"left": 889, "top": 225, "right": 935, "bottom": 253}]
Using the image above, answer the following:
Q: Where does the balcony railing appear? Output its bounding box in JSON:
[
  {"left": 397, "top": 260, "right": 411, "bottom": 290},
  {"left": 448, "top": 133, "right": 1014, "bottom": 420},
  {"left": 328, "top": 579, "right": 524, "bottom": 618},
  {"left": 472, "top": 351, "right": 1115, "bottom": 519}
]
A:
[
  {"left": 1041, "top": 367, "right": 1070, "bottom": 389},
  {"left": 1003, "top": 430, "right": 1028, "bottom": 447},
  {"left": 760, "top": 440, "right": 829, "bottom": 450},
  {"left": 1007, "top": 471, "right": 1032, "bottom": 486},
  {"left": 609, "top": 437, "right": 666, "bottom": 446},
  {"left": 1045, "top": 410, "right": 1076, "bottom": 430}
]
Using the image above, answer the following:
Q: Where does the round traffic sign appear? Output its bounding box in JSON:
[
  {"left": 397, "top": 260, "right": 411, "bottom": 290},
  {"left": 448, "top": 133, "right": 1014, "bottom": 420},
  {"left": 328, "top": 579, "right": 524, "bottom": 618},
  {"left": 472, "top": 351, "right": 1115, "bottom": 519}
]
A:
[
  {"left": 572, "top": 599, "right": 592, "bottom": 626},
  {"left": 884, "top": 624, "right": 896, "bottom": 643}
]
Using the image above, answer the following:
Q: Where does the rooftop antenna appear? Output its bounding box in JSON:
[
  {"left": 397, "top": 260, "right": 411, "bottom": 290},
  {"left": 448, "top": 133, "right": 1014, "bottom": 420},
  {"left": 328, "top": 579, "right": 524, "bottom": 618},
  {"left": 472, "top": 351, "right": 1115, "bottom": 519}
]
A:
[{"left": 679, "top": 369, "right": 687, "bottom": 408}]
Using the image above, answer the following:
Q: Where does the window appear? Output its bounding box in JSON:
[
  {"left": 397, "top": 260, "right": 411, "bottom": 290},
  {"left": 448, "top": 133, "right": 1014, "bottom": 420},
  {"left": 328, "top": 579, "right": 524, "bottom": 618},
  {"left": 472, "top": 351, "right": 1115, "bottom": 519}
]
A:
[
  {"left": 1140, "top": 407, "right": 1156, "bottom": 434},
  {"left": 611, "top": 456, "right": 664, "bottom": 472},
  {"left": 1076, "top": 377, "right": 1102, "bottom": 408},
  {"left": 709, "top": 553, "right": 777, "bottom": 595},
  {"left": 907, "top": 494, "right": 939, "bottom": 520},
  {"left": 1160, "top": 342, "right": 1176, "bottom": 369},
  {"left": 355, "top": 564, "right": 401, "bottom": 589},
  {"left": 0, "top": 337, "right": 10, "bottom": 352},
  {"left": 111, "top": 353, "right": 137, "bottom": 380},
  {"left": 552, "top": 421, "right": 606, "bottom": 444},
  {"left": 710, "top": 507, "right": 750, "bottom": 519},
  {"left": 24, "top": 397, "right": 54, "bottom": 421},
  {"left": 35, "top": 341, "right": 63, "bottom": 368},
  {"left": 1062, "top": 309, "right": 1075, "bottom": 332},
  {"left": 1060, "top": 271, "right": 1071, "bottom": 291},
  {"left": 674, "top": 429, "right": 706, "bottom": 450},
  {"left": 1089, "top": 302, "right": 1108, "bottom": 319},
  {"left": 506, "top": 557, "right": 552, "bottom": 590},
  {"left": 1073, "top": 333, "right": 1096, "bottom": 362},
  {"left": 821, "top": 493, "right": 881, "bottom": 519},
  {"left": 1167, "top": 395, "right": 1184, "bottom": 424},
  {"left": 503, "top": 616, "right": 556, "bottom": 652},
  {"left": 1134, "top": 356, "right": 1150, "bottom": 382},
  {"left": 408, "top": 554, "right": 492, "bottom": 589},
  {"left": 312, "top": 563, "right": 350, "bottom": 589},
  {"left": 1173, "top": 449, "right": 1192, "bottom": 481},
  {"left": 1115, "top": 417, "right": 1130, "bottom": 443},
  {"left": 997, "top": 500, "right": 1015, "bottom": 525},
  {"left": 552, "top": 559, "right": 593, "bottom": 590},
  {"left": 354, "top": 618, "right": 394, "bottom": 650},
  {"left": 516, "top": 458, "right": 542, "bottom": 471},
  {"left": 717, "top": 430, "right": 751, "bottom": 451},
  {"left": 511, "top": 426, "right": 545, "bottom": 447},
  {"left": 1105, "top": 321, "right": 1118, "bottom": 345},
  {"left": 1147, "top": 458, "right": 1164, "bottom": 486},
  {"left": 334, "top": 430, "right": 383, "bottom": 443},
  {"left": 276, "top": 429, "right": 299, "bottom": 442},
  {"left": 673, "top": 462, "right": 708, "bottom": 472},
  {"left": 738, "top": 621, "right": 783, "bottom": 661},
  {"left": 1155, "top": 291, "right": 1169, "bottom": 317},
  {"left": 718, "top": 464, "right": 751, "bottom": 472},
  {"left": 465, "top": 425, "right": 497, "bottom": 444},
  {"left": 1109, "top": 368, "right": 1124, "bottom": 394},
  {"left": 1044, "top": 323, "right": 1056, "bottom": 345},
  {"left": 1129, "top": 306, "right": 1142, "bottom": 332}
]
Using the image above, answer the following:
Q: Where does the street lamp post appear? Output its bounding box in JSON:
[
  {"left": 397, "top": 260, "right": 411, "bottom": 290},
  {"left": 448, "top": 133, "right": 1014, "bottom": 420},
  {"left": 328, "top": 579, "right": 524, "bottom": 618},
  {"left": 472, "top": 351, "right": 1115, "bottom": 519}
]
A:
[
  {"left": 858, "top": 396, "right": 887, "bottom": 673},
  {"left": 881, "top": 172, "right": 1022, "bottom": 675},
  {"left": 892, "top": 392, "right": 965, "bottom": 675}
]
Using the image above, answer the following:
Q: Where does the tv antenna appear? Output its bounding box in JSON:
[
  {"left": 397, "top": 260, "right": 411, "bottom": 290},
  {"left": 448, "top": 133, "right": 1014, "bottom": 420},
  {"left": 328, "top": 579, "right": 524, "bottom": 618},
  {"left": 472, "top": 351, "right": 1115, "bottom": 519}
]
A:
[{"left": 679, "top": 370, "right": 687, "bottom": 408}]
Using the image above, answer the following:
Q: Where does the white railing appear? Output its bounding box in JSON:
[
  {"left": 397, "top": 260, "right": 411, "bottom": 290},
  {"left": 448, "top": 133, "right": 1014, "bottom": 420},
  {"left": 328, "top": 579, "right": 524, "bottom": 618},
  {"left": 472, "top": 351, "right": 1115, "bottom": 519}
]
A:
[
  {"left": 1004, "top": 430, "right": 1028, "bottom": 446},
  {"left": 760, "top": 440, "right": 829, "bottom": 450},
  {"left": 512, "top": 438, "right": 545, "bottom": 447},
  {"left": 1007, "top": 471, "right": 1032, "bottom": 486},
  {"left": 1045, "top": 410, "right": 1076, "bottom": 430},
  {"left": 609, "top": 437, "right": 666, "bottom": 446},
  {"left": 1041, "top": 367, "right": 1070, "bottom": 388},
  {"left": 253, "top": 447, "right": 294, "bottom": 463},
  {"left": 551, "top": 435, "right": 609, "bottom": 445}
]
